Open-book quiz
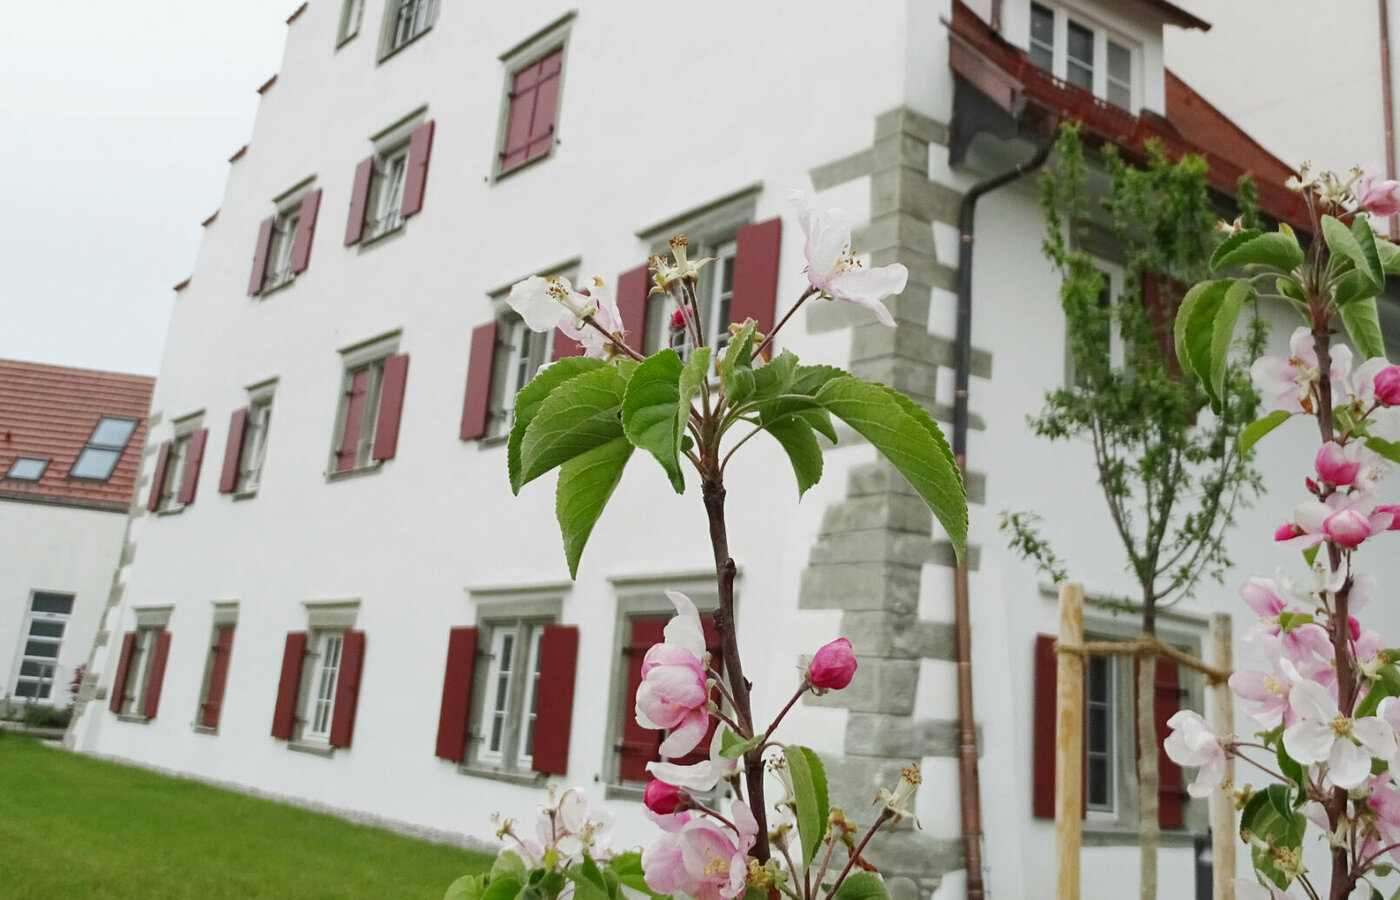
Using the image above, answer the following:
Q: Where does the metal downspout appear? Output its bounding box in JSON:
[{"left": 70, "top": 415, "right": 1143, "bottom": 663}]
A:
[
  {"left": 952, "top": 141, "right": 1051, "bottom": 900},
  {"left": 1380, "top": 0, "right": 1398, "bottom": 237}
]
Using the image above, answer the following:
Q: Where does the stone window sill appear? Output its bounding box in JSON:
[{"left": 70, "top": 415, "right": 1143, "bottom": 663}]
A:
[
  {"left": 288, "top": 740, "right": 335, "bottom": 758},
  {"left": 325, "top": 461, "right": 384, "bottom": 484},
  {"left": 457, "top": 763, "right": 546, "bottom": 788},
  {"left": 115, "top": 713, "right": 149, "bottom": 724}
]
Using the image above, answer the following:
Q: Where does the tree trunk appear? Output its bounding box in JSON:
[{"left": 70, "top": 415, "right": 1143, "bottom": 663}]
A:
[{"left": 1137, "top": 648, "right": 1159, "bottom": 900}]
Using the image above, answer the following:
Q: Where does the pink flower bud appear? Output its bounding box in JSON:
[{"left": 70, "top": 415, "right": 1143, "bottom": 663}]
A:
[
  {"left": 1377, "top": 504, "right": 1400, "bottom": 530},
  {"left": 1315, "top": 442, "right": 1361, "bottom": 486},
  {"left": 1375, "top": 366, "right": 1400, "bottom": 406},
  {"left": 644, "top": 779, "right": 691, "bottom": 815},
  {"left": 1275, "top": 523, "right": 1302, "bottom": 542},
  {"left": 1324, "top": 508, "right": 1372, "bottom": 548},
  {"left": 1359, "top": 176, "right": 1400, "bottom": 218},
  {"left": 807, "top": 638, "right": 857, "bottom": 691},
  {"left": 1305, "top": 477, "right": 1319, "bottom": 495}
]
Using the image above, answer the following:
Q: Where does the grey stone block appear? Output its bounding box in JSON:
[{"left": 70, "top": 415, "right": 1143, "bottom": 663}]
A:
[
  {"left": 811, "top": 530, "right": 940, "bottom": 567},
  {"left": 855, "top": 213, "right": 937, "bottom": 257},
  {"left": 865, "top": 832, "right": 964, "bottom": 880},
  {"left": 810, "top": 148, "right": 874, "bottom": 191},
  {"left": 929, "top": 541, "right": 979, "bottom": 570},
  {"left": 870, "top": 132, "right": 931, "bottom": 176},
  {"left": 874, "top": 107, "right": 950, "bottom": 147},
  {"left": 806, "top": 657, "right": 918, "bottom": 714},
  {"left": 839, "top": 611, "right": 958, "bottom": 660},
  {"left": 799, "top": 561, "right": 922, "bottom": 612},
  {"left": 819, "top": 494, "right": 935, "bottom": 537},
  {"left": 844, "top": 713, "right": 960, "bottom": 758}
]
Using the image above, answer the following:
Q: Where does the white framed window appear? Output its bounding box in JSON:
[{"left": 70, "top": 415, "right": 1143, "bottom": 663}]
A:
[
  {"left": 1084, "top": 652, "right": 1116, "bottom": 816},
  {"left": 157, "top": 432, "right": 192, "bottom": 512},
  {"left": 118, "top": 626, "right": 161, "bottom": 716},
  {"left": 237, "top": 394, "right": 273, "bottom": 493},
  {"left": 488, "top": 316, "right": 548, "bottom": 439},
  {"left": 334, "top": 359, "right": 384, "bottom": 472},
  {"left": 13, "top": 591, "right": 74, "bottom": 701},
  {"left": 5, "top": 456, "right": 49, "bottom": 482},
  {"left": 471, "top": 619, "right": 547, "bottom": 770},
  {"left": 337, "top": 0, "right": 365, "bottom": 45},
  {"left": 262, "top": 208, "right": 301, "bottom": 292},
  {"left": 1066, "top": 262, "right": 1124, "bottom": 388},
  {"left": 365, "top": 148, "right": 409, "bottom": 240},
  {"left": 1027, "top": 2, "right": 1137, "bottom": 111},
  {"left": 383, "top": 0, "right": 436, "bottom": 56},
  {"left": 71, "top": 416, "right": 138, "bottom": 482},
  {"left": 301, "top": 630, "right": 345, "bottom": 744}
]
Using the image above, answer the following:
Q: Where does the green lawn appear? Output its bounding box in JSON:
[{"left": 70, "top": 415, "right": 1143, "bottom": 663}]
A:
[{"left": 0, "top": 735, "right": 491, "bottom": 899}]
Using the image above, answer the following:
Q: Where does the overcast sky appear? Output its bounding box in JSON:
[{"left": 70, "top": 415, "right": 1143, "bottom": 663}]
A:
[{"left": 0, "top": 1, "right": 294, "bottom": 376}]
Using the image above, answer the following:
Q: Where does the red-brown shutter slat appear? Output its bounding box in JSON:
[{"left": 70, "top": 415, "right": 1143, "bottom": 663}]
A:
[
  {"left": 146, "top": 441, "right": 171, "bottom": 511},
  {"left": 1032, "top": 634, "right": 1057, "bottom": 819},
  {"left": 371, "top": 354, "right": 409, "bottom": 461},
  {"left": 248, "top": 216, "right": 275, "bottom": 296},
  {"left": 337, "top": 370, "right": 370, "bottom": 471},
  {"left": 615, "top": 263, "right": 651, "bottom": 354},
  {"left": 532, "top": 624, "right": 579, "bottom": 775},
  {"left": 345, "top": 157, "right": 374, "bottom": 246},
  {"left": 1153, "top": 658, "right": 1186, "bottom": 829},
  {"left": 400, "top": 121, "right": 435, "bottom": 219},
  {"left": 525, "top": 52, "right": 562, "bottom": 162},
  {"left": 289, "top": 189, "right": 322, "bottom": 274},
  {"left": 501, "top": 63, "right": 540, "bottom": 170},
  {"left": 435, "top": 627, "right": 478, "bottom": 761},
  {"left": 142, "top": 631, "right": 171, "bottom": 719},
  {"left": 619, "top": 618, "right": 666, "bottom": 781},
  {"left": 202, "top": 626, "right": 235, "bottom": 728},
  {"left": 271, "top": 632, "right": 307, "bottom": 740},
  {"left": 731, "top": 217, "right": 783, "bottom": 342},
  {"left": 109, "top": 632, "right": 136, "bottom": 714},
  {"left": 177, "top": 429, "right": 208, "bottom": 506},
  {"left": 460, "top": 322, "right": 498, "bottom": 441},
  {"left": 219, "top": 408, "right": 249, "bottom": 494},
  {"left": 329, "top": 630, "right": 365, "bottom": 749}
]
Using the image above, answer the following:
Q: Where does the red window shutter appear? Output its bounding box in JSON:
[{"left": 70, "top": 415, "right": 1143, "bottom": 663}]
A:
[
  {"left": 1032, "top": 634, "right": 1089, "bottom": 820},
  {"left": 435, "top": 627, "right": 478, "bottom": 761},
  {"left": 615, "top": 263, "right": 651, "bottom": 353},
  {"left": 399, "top": 121, "right": 435, "bottom": 219},
  {"left": 289, "top": 189, "right": 322, "bottom": 274},
  {"left": 329, "top": 630, "right": 366, "bottom": 749},
  {"left": 619, "top": 618, "right": 666, "bottom": 781},
  {"left": 177, "top": 429, "right": 208, "bottom": 505},
  {"left": 344, "top": 157, "right": 374, "bottom": 246},
  {"left": 109, "top": 631, "right": 136, "bottom": 714},
  {"left": 248, "top": 216, "right": 275, "bottom": 296},
  {"left": 271, "top": 632, "right": 307, "bottom": 740},
  {"left": 142, "top": 631, "right": 172, "bottom": 719},
  {"left": 147, "top": 441, "right": 171, "bottom": 511},
  {"left": 460, "top": 322, "right": 498, "bottom": 441},
  {"left": 201, "top": 626, "right": 235, "bottom": 728},
  {"left": 219, "top": 408, "right": 249, "bottom": 494},
  {"left": 532, "top": 624, "right": 579, "bottom": 775},
  {"left": 371, "top": 354, "right": 409, "bottom": 461},
  {"left": 525, "top": 51, "right": 562, "bottom": 163},
  {"left": 732, "top": 217, "right": 783, "bottom": 342},
  {"left": 1141, "top": 657, "right": 1187, "bottom": 829},
  {"left": 501, "top": 61, "right": 541, "bottom": 171},
  {"left": 551, "top": 333, "right": 583, "bottom": 362},
  {"left": 337, "top": 370, "right": 370, "bottom": 471}
]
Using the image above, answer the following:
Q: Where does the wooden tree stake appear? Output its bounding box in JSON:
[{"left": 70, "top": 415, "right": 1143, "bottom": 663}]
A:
[
  {"left": 1209, "top": 614, "right": 1235, "bottom": 900},
  {"left": 1057, "top": 583, "right": 1085, "bottom": 900}
]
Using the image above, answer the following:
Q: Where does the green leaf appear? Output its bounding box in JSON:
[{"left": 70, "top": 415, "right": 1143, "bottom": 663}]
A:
[
  {"left": 605, "top": 853, "right": 668, "bottom": 900},
  {"left": 764, "top": 417, "right": 823, "bottom": 497},
  {"left": 621, "top": 350, "right": 687, "bottom": 493},
  {"left": 757, "top": 364, "right": 843, "bottom": 442},
  {"left": 718, "top": 727, "right": 765, "bottom": 759},
  {"left": 1174, "top": 280, "right": 1228, "bottom": 389},
  {"left": 510, "top": 357, "right": 606, "bottom": 493},
  {"left": 479, "top": 877, "right": 524, "bottom": 900},
  {"left": 1357, "top": 665, "right": 1400, "bottom": 718},
  {"left": 446, "top": 875, "right": 488, "bottom": 900},
  {"left": 1302, "top": 544, "right": 1320, "bottom": 567},
  {"left": 579, "top": 855, "right": 608, "bottom": 893},
  {"left": 1238, "top": 410, "right": 1291, "bottom": 454},
  {"left": 831, "top": 872, "right": 890, "bottom": 900},
  {"left": 1275, "top": 741, "right": 1306, "bottom": 800},
  {"left": 1334, "top": 268, "right": 1378, "bottom": 308},
  {"left": 563, "top": 870, "right": 612, "bottom": 900},
  {"left": 718, "top": 320, "right": 766, "bottom": 405},
  {"left": 784, "top": 745, "right": 830, "bottom": 869},
  {"left": 1377, "top": 237, "right": 1400, "bottom": 275},
  {"left": 491, "top": 852, "right": 528, "bottom": 884},
  {"left": 1210, "top": 229, "right": 1303, "bottom": 273},
  {"left": 1340, "top": 296, "right": 1387, "bottom": 359},
  {"left": 1368, "top": 436, "right": 1400, "bottom": 465},
  {"left": 519, "top": 365, "right": 630, "bottom": 489},
  {"left": 1209, "top": 278, "right": 1256, "bottom": 409},
  {"left": 816, "top": 378, "right": 966, "bottom": 558},
  {"left": 1323, "top": 215, "right": 1383, "bottom": 287},
  {"left": 677, "top": 347, "right": 712, "bottom": 437},
  {"left": 1240, "top": 784, "right": 1305, "bottom": 889},
  {"left": 729, "top": 349, "right": 799, "bottom": 408},
  {"left": 1276, "top": 612, "right": 1314, "bottom": 632},
  {"left": 556, "top": 436, "right": 634, "bottom": 578}
]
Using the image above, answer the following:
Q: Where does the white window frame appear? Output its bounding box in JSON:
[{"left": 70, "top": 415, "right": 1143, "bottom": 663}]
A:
[
  {"left": 119, "top": 625, "right": 162, "bottom": 717},
  {"left": 469, "top": 618, "right": 550, "bottom": 772},
  {"left": 1084, "top": 651, "right": 1117, "bottom": 818},
  {"left": 365, "top": 148, "right": 409, "bottom": 241},
  {"left": 262, "top": 208, "right": 300, "bottom": 293},
  {"left": 157, "top": 433, "right": 191, "bottom": 513},
  {"left": 382, "top": 0, "right": 437, "bottom": 57},
  {"left": 330, "top": 332, "right": 399, "bottom": 475},
  {"left": 237, "top": 386, "right": 275, "bottom": 495},
  {"left": 1027, "top": 2, "right": 1139, "bottom": 111},
  {"left": 337, "top": 0, "right": 365, "bottom": 46},
  {"left": 300, "top": 629, "right": 345, "bottom": 744},
  {"left": 488, "top": 316, "right": 548, "bottom": 439},
  {"left": 12, "top": 591, "right": 74, "bottom": 702}
]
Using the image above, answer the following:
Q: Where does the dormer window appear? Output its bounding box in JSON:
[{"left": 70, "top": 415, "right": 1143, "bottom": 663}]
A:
[
  {"left": 1028, "top": 2, "right": 1136, "bottom": 111},
  {"left": 70, "top": 416, "right": 138, "bottom": 482}
]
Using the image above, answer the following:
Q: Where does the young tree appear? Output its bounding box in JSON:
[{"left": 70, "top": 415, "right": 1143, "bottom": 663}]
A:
[{"left": 1003, "top": 125, "right": 1264, "bottom": 899}]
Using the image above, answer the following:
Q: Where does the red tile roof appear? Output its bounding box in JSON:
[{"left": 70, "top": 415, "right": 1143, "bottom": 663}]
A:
[
  {"left": 0, "top": 359, "right": 155, "bottom": 512},
  {"left": 949, "top": 2, "right": 1308, "bottom": 230}
]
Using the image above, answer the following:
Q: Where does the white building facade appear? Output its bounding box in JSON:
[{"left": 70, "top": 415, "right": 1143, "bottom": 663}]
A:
[{"left": 68, "top": 2, "right": 1400, "bottom": 898}]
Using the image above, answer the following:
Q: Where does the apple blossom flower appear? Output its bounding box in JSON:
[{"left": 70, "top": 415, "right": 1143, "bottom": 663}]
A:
[
  {"left": 1231, "top": 654, "right": 1305, "bottom": 730},
  {"left": 1279, "top": 492, "right": 1394, "bottom": 551},
  {"left": 1238, "top": 576, "right": 1332, "bottom": 665},
  {"left": 875, "top": 763, "right": 922, "bottom": 828},
  {"left": 635, "top": 591, "right": 713, "bottom": 758},
  {"left": 1316, "top": 441, "right": 1362, "bottom": 486},
  {"left": 644, "top": 780, "right": 692, "bottom": 815},
  {"left": 1357, "top": 171, "right": 1400, "bottom": 218},
  {"left": 1163, "top": 711, "right": 1228, "bottom": 797},
  {"left": 647, "top": 727, "right": 741, "bottom": 792},
  {"left": 1375, "top": 365, "right": 1400, "bottom": 406},
  {"left": 508, "top": 274, "right": 596, "bottom": 333},
  {"left": 556, "top": 278, "right": 626, "bottom": 361},
  {"left": 1284, "top": 679, "right": 1396, "bottom": 789},
  {"left": 806, "top": 637, "right": 857, "bottom": 693},
  {"left": 642, "top": 801, "right": 758, "bottom": 900},
  {"left": 1251, "top": 327, "right": 1352, "bottom": 415},
  {"left": 652, "top": 236, "right": 714, "bottom": 291},
  {"left": 789, "top": 190, "right": 908, "bottom": 328}
]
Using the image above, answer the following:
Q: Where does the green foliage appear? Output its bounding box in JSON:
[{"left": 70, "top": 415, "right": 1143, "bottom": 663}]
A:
[
  {"left": 1011, "top": 124, "right": 1264, "bottom": 611},
  {"left": 556, "top": 437, "right": 635, "bottom": 578},
  {"left": 517, "top": 364, "right": 632, "bottom": 490},
  {"left": 1340, "top": 296, "right": 1386, "bottom": 359},
  {"left": 719, "top": 726, "right": 765, "bottom": 759},
  {"left": 510, "top": 357, "right": 607, "bottom": 493},
  {"left": 831, "top": 872, "right": 891, "bottom": 900},
  {"left": 1238, "top": 411, "right": 1291, "bottom": 455},
  {"left": 1239, "top": 785, "right": 1306, "bottom": 889},
  {"left": 621, "top": 349, "right": 687, "bottom": 492},
  {"left": 1322, "top": 214, "right": 1383, "bottom": 287},
  {"left": 783, "top": 745, "right": 830, "bottom": 869}
]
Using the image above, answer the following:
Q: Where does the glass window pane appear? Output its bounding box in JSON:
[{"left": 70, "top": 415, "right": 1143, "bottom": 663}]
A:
[
  {"left": 14, "top": 681, "right": 45, "bottom": 698},
  {"left": 32, "top": 593, "right": 75, "bottom": 616},
  {"left": 19, "top": 661, "right": 53, "bottom": 678},
  {"left": 1029, "top": 42, "right": 1053, "bottom": 71},
  {"left": 1066, "top": 60, "right": 1092, "bottom": 90},
  {"left": 91, "top": 417, "right": 137, "bottom": 448},
  {"left": 71, "top": 448, "right": 121, "bottom": 480},
  {"left": 25, "top": 640, "right": 59, "bottom": 659},
  {"left": 1031, "top": 4, "right": 1054, "bottom": 48},
  {"left": 1108, "top": 82, "right": 1131, "bottom": 110},
  {"left": 6, "top": 457, "right": 48, "bottom": 480},
  {"left": 1108, "top": 41, "right": 1130, "bottom": 83},
  {"left": 28, "top": 621, "right": 65, "bottom": 639},
  {"left": 1067, "top": 21, "right": 1093, "bottom": 66}
]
